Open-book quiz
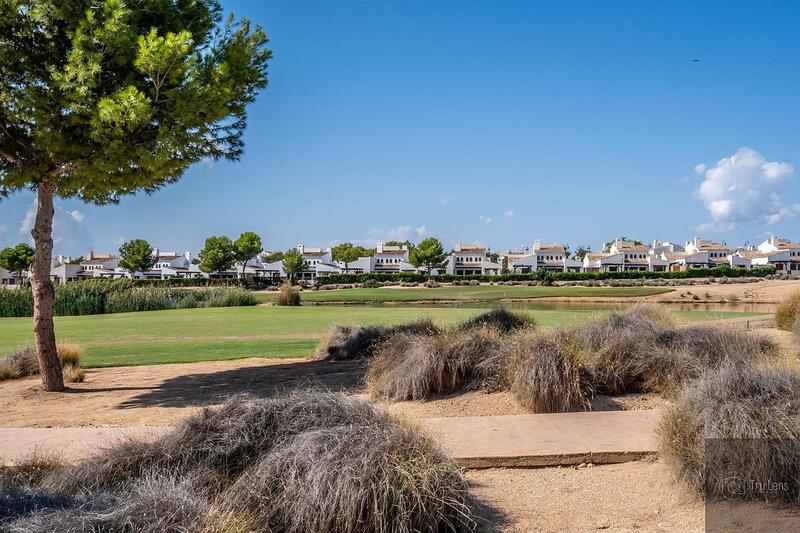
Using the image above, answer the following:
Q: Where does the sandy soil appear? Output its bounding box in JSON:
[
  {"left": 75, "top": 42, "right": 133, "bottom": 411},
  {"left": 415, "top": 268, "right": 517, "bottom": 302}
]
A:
[
  {"left": 469, "top": 459, "right": 703, "bottom": 532},
  {"left": 1, "top": 357, "right": 667, "bottom": 428},
  {"left": 470, "top": 459, "right": 800, "bottom": 532},
  {"left": 650, "top": 278, "right": 800, "bottom": 304}
]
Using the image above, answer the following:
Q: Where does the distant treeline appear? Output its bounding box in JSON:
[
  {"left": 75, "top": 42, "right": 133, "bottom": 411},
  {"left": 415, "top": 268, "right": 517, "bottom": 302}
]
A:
[
  {"left": 0, "top": 280, "right": 256, "bottom": 318},
  {"left": 315, "top": 266, "right": 777, "bottom": 286}
]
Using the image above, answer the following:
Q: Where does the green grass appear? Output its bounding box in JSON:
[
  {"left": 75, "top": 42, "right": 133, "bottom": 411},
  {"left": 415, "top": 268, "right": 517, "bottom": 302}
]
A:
[
  {"left": 0, "top": 306, "right": 767, "bottom": 368},
  {"left": 255, "top": 285, "right": 673, "bottom": 303}
]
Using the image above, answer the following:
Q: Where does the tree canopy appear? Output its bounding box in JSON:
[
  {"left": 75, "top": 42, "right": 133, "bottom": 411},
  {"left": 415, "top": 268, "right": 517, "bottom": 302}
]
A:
[
  {"left": 409, "top": 237, "right": 449, "bottom": 276},
  {"left": 198, "top": 235, "right": 235, "bottom": 273},
  {"left": 281, "top": 248, "right": 306, "bottom": 282},
  {"left": 233, "top": 231, "right": 262, "bottom": 277},
  {"left": 118, "top": 239, "right": 156, "bottom": 273},
  {"left": 0, "top": 242, "right": 35, "bottom": 279},
  {"left": 332, "top": 242, "right": 373, "bottom": 268},
  {"left": 0, "top": 0, "right": 271, "bottom": 202}
]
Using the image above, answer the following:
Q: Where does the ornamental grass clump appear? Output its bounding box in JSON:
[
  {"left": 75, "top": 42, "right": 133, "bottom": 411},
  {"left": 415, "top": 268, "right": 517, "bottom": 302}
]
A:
[
  {"left": 3, "top": 392, "right": 476, "bottom": 532},
  {"left": 276, "top": 282, "right": 301, "bottom": 306},
  {"left": 366, "top": 327, "right": 504, "bottom": 401},
  {"left": 458, "top": 308, "right": 534, "bottom": 333},
  {"left": 776, "top": 290, "right": 800, "bottom": 331},
  {"left": 0, "top": 343, "right": 85, "bottom": 383},
  {"left": 658, "top": 362, "right": 800, "bottom": 503},
  {"left": 314, "top": 318, "right": 441, "bottom": 361},
  {"left": 505, "top": 329, "right": 591, "bottom": 413}
]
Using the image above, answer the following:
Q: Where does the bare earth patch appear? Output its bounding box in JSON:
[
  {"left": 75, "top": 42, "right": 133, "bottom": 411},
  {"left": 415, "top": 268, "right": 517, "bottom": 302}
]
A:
[
  {"left": 468, "top": 459, "right": 704, "bottom": 532},
  {"left": 650, "top": 279, "right": 800, "bottom": 304}
]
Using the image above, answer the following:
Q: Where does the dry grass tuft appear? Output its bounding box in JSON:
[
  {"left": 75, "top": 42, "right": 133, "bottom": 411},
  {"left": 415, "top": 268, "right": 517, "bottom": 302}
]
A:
[
  {"left": 459, "top": 308, "right": 535, "bottom": 333},
  {"left": 55, "top": 343, "right": 82, "bottom": 368},
  {"left": 579, "top": 304, "right": 778, "bottom": 396},
  {"left": 659, "top": 362, "right": 800, "bottom": 503},
  {"left": 5, "top": 391, "right": 476, "bottom": 532},
  {"left": 61, "top": 364, "right": 85, "bottom": 384},
  {"left": 0, "top": 347, "right": 39, "bottom": 381},
  {"left": 314, "top": 318, "right": 441, "bottom": 361},
  {"left": 506, "top": 329, "right": 591, "bottom": 413},
  {"left": 276, "top": 282, "right": 301, "bottom": 306},
  {"left": 221, "top": 412, "right": 473, "bottom": 532},
  {"left": 366, "top": 327, "right": 503, "bottom": 401},
  {"left": 0, "top": 344, "right": 85, "bottom": 383},
  {"left": 776, "top": 290, "right": 800, "bottom": 331}
]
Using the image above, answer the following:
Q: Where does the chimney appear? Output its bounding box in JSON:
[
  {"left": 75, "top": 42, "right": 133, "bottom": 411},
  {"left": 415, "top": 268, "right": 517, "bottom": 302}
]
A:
[
  {"left": 533, "top": 240, "right": 541, "bottom": 251},
  {"left": 376, "top": 242, "right": 384, "bottom": 254},
  {"left": 185, "top": 251, "right": 191, "bottom": 261},
  {"left": 87, "top": 250, "right": 94, "bottom": 260},
  {"left": 153, "top": 248, "right": 159, "bottom": 258},
  {"left": 297, "top": 244, "right": 305, "bottom": 254}
]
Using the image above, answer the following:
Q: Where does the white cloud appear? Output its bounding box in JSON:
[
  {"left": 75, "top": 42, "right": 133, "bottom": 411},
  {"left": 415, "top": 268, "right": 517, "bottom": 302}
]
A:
[
  {"left": 440, "top": 198, "right": 451, "bottom": 206},
  {"left": 694, "top": 163, "right": 706, "bottom": 175},
  {"left": 20, "top": 201, "right": 92, "bottom": 253},
  {"left": 415, "top": 225, "right": 427, "bottom": 236},
  {"left": 504, "top": 210, "right": 514, "bottom": 219},
  {"left": 479, "top": 216, "right": 492, "bottom": 224},
  {"left": 694, "top": 147, "right": 799, "bottom": 229}
]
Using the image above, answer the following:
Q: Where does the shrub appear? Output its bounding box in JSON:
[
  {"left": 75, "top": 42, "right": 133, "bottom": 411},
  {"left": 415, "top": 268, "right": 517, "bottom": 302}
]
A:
[
  {"left": 584, "top": 305, "right": 779, "bottom": 395},
  {"left": 366, "top": 328, "right": 503, "bottom": 401},
  {"left": 0, "top": 343, "right": 85, "bottom": 383},
  {"left": 276, "top": 282, "right": 301, "bottom": 306},
  {"left": 0, "top": 347, "right": 39, "bottom": 381},
  {"left": 55, "top": 343, "right": 82, "bottom": 368},
  {"left": 361, "top": 278, "right": 381, "bottom": 289},
  {"left": 314, "top": 318, "right": 441, "bottom": 361},
  {"left": 506, "top": 329, "right": 591, "bottom": 413},
  {"left": 776, "top": 290, "right": 800, "bottom": 331},
  {"left": 0, "top": 280, "right": 257, "bottom": 317},
  {"left": 61, "top": 365, "right": 85, "bottom": 384},
  {"left": 659, "top": 363, "right": 800, "bottom": 503},
  {"left": 459, "top": 308, "right": 534, "bottom": 333},
  {"left": 202, "top": 287, "right": 256, "bottom": 307},
  {"left": 6, "top": 392, "right": 475, "bottom": 532}
]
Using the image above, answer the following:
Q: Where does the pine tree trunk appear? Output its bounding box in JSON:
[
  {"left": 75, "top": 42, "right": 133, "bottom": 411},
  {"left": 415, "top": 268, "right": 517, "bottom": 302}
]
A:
[{"left": 29, "top": 181, "right": 64, "bottom": 392}]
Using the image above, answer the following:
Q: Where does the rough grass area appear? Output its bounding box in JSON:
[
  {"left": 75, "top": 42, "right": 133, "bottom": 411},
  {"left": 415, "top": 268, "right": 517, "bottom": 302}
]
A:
[
  {"left": 506, "top": 329, "right": 591, "bottom": 413},
  {"left": 366, "top": 327, "right": 505, "bottom": 400},
  {"left": 776, "top": 290, "right": 800, "bottom": 331},
  {"left": 0, "top": 343, "right": 85, "bottom": 383},
  {"left": 1, "top": 391, "right": 477, "bottom": 532},
  {"left": 276, "top": 282, "right": 301, "bottom": 306},
  {"left": 256, "top": 285, "right": 673, "bottom": 303},
  {"left": 659, "top": 363, "right": 800, "bottom": 503},
  {"left": 364, "top": 305, "right": 779, "bottom": 413},
  {"left": 314, "top": 318, "right": 441, "bottom": 361}
]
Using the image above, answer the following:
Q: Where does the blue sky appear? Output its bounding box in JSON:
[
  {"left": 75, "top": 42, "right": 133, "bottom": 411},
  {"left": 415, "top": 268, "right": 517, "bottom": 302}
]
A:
[{"left": 2, "top": 0, "right": 799, "bottom": 255}]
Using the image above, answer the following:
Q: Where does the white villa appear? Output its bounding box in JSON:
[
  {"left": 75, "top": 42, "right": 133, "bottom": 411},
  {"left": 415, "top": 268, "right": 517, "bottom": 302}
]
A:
[
  {"left": 583, "top": 238, "right": 668, "bottom": 272},
  {"left": 444, "top": 243, "right": 500, "bottom": 276},
  {"left": 21, "top": 233, "right": 800, "bottom": 285},
  {"left": 135, "top": 250, "right": 203, "bottom": 279},
  {"left": 510, "top": 241, "right": 582, "bottom": 273},
  {"left": 347, "top": 242, "right": 417, "bottom": 274}
]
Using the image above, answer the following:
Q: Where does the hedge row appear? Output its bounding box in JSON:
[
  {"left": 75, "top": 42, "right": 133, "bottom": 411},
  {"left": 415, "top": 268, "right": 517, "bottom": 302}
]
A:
[
  {"left": 315, "top": 266, "right": 777, "bottom": 286},
  {"left": 0, "top": 280, "right": 256, "bottom": 318}
]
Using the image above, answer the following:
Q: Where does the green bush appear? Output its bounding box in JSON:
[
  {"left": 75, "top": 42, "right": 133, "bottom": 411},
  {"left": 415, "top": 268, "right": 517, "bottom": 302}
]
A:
[
  {"left": 316, "top": 266, "right": 776, "bottom": 286},
  {"left": 0, "top": 281, "right": 256, "bottom": 317}
]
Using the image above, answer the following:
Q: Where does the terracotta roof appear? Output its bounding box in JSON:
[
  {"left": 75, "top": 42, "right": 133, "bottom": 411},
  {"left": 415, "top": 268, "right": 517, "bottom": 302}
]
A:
[
  {"left": 81, "top": 258, "right": 114, "bottom": 265},
  {"left": 664, "top": 252, "right": 688, "bottom": 260},
  {"left": 537, "top": 245, "right": 566, "bottom": 253},
  {"left": 736, "top": 251, "right": 767, "bottom": 259},
  {"left": 302, "top": 251, "right": 327, "bottom": 257},
  {"left": 586, "top": 253, "right": 614, "bottom": 261},
  {"left": 776, "top": 241, "right": 800, "bottom": 250},
  {"left": 615, "top": 244, "right": 649, "bottom": 252}
]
